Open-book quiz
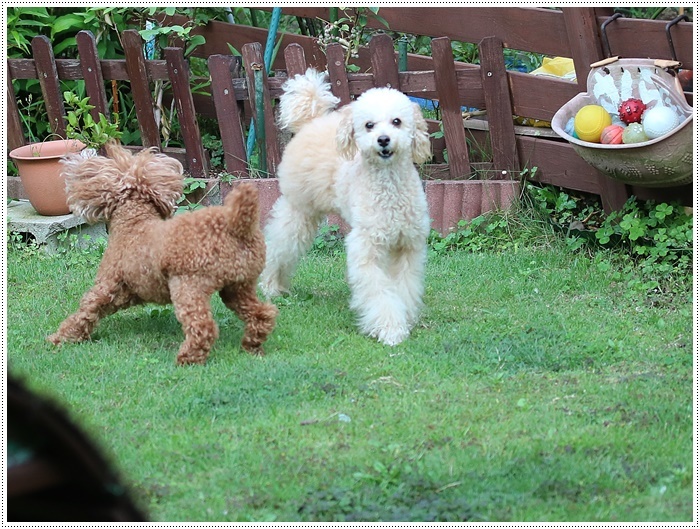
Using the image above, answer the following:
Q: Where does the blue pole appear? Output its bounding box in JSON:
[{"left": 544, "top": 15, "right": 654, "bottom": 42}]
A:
[{"left": 246, "top": 7, "right": 283, "bottom": 160}]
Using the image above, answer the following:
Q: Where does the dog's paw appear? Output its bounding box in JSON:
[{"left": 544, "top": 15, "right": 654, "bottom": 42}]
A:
[
  {"left": 46, "top": 334, "right": 63, "bottom": 346},
  {"left": 259, "top": 281, "right": 289, "bottom": 300},
  {"left": 373, "top": 326, "right": 410, "bottom": 347},
  {"left": 46, "top": 332, "right": 87, "bottom": 346}
]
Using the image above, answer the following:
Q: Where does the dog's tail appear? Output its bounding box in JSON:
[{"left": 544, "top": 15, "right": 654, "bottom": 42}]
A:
[
  {"left": 277, "top": 68, "right": 340, "bottom": 134},
  {"left": 223, "top": 182, "right": 260, "bottom": 238}
]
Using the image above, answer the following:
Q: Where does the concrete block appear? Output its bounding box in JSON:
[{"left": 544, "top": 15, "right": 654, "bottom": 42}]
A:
[{"left": 7, "top": 200, "right": 107, "bottom": 253}]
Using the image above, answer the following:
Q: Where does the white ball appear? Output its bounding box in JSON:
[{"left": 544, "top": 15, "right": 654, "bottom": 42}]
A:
[{"left": 642, "top": 106, "right": 680, "bottom": 139}]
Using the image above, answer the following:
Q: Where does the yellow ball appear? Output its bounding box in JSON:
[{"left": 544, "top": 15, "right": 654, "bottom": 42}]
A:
[{"left": 574, "top": 105, "right": 612, "bottom": 143}]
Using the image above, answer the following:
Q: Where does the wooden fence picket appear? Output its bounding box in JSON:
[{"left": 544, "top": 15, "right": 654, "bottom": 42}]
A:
[
  {"left": 369, "top": 33, "right": 400, "bottom": 89},
  {"left": 122, "top": 29, "right": 161, "bottom": 148},
  {"left": 208, "top": 54, "right": 249, "bottom": 178},
  {"left": 430, "top": 36, "right": 471, "bottom": 180},
  {"left": 283, "top": 43, "right": 308, "bottom": 79},
  {"left": 31, "top": 36, "right": 66, "bottom": 137},
  {"left": 326, "top": 43, "right": 351, "bottom": 106},
  {"left": 164, "top": 47, "right": 207, "bottom": 177},
  {"left": 7, "top": 77, "right": 25, "bottom": 149},
  {"left": 478, "top": 36, "right": 519, "bottom": 178},
  {"left": 76, "top": 31, "right": 110, "bottom": 121}
]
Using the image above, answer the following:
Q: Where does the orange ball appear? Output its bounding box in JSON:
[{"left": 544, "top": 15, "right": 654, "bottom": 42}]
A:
[
  {"left": 574, "top": 105, "right": 612, "bottom": 143},
  {"left": 600, "top": 124, "right": 625, "bottom": 144}
]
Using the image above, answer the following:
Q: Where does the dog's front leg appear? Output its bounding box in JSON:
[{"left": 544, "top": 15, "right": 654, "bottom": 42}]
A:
[
  {"left": 345, "top": 229, "right": 410, "bottom": 346},
  {"left": 47, "top": 281, "right": 135, "bottom": 345},
  {"left": 388, "top": 243, "right": 427, "bottom": 327}
]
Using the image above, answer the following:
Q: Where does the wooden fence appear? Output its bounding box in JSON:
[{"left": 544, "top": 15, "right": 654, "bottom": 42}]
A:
[{"left": 7, "top": 6, "right": 694, "bottom": 219}]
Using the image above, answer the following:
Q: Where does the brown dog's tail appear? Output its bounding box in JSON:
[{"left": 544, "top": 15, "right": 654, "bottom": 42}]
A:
[{"left": 223, "top": 182, "right": 260, "bottom": 238}]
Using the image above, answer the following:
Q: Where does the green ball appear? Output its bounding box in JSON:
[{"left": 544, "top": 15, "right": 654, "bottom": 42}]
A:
[{"left": 621, "top": 122, "right": 649, "bottom": 144}]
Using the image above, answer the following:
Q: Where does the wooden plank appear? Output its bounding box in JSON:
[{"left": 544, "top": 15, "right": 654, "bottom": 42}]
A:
[
  {"left": 122, "top": 29, "right": 160, "bottom": 148},
  {"left": 31, "top": 35, "right": 66, "bottom": 137},
  {"left": 7, "top": 75, "right": 26, "bottom": 149},
  {"left": 166, "top": 14, "right": 327, "bottom": 70},
  {"left": 633, "top": 184, "right": 691, "bottom": 206},
  {"left": 76, "top": 30, "right": 109, "bottom": 119},
  {"left": 326, "top": 43, "right": 351, "bottom": 106},
  {"left": 241, "top": 42, "right": 281, "bottom": 175},
  {"left": 8, "top": 58, "right": 170, "bottom": 82},
  {"left": 599, "top": 176, "right": 632, "bottom": 213},
  {"left": 562, "top": 7, "right": 629, "bottom": 210},
  {"left": 431, "top": 37, "right": 471, "bottom": 180},
  {"left": 163, "top": 47, "right": 207, "bottom": 177},
  {"left": 264, "top": 7, "right": 572, "bottom": 57},
  {"left": 562, "top": 7, "right": 606, "bottom": 93},
  {"left": 208, "top": 54, "right": 248, "bottom": 178},
  {"left": 516, "top": 135, "right": 603, "bottom": 195},
  {"left": 596, "top": 14, "right": 693, "bottom": 69},
  {"left": 509, "top": 73, "right": 579, "bottom": 122},
  {"left": 283, "top": 43, "right": 307, "bottom": 78},
  {"left": 478, "top": 36, "right": 519, "bottom": 178},
  {"left": 369, "top": 33, "right": 399, "bottom": 89}
]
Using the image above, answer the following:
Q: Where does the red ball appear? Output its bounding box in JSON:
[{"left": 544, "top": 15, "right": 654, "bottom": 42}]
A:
[
  {"left": 600, "top": 124, "right": 625, "bottom": 144},
  {"left": 618, "top": 98, "right": 647, "bottom": 124},
  {"left": 678, "top": 69, "right": 692, "bottom": 92}
]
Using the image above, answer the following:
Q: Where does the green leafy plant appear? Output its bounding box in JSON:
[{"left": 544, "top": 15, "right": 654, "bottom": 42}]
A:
[
  {"left": 64, "top": 91, "right": 122, "bottom": 149},
  {"left": 595, "top": 198, "right": 692, "bottom": 280},
  {"left": 312, "top": 224, "right": 344, "bottom": 255},
  {"left": 317, "top": 8, "right": 389, "bottom": 72},
  {"left": 177, "top": 177, "right": 213, "bottom": 212},
  {"left": 54, "top": 232, "right": 107, "bottom": 267}
]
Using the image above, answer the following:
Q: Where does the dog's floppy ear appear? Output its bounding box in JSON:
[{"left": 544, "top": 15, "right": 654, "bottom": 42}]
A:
[
  {"left": 132, "top": 149, "right": 184, "bottom": 219},
  {"left": 411, "top": 103, "right": 432, "bottom": 165},
  {"left": 62, "top": 150, "right": 124, "bottom": 223},
  {"left": 336, "top": 104, "right": 357, "bottom": 160}
]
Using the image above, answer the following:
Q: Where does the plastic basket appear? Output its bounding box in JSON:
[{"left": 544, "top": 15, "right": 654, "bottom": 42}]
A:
[{"left": 551, "top": 58, "right": 693, "bottom": 187}]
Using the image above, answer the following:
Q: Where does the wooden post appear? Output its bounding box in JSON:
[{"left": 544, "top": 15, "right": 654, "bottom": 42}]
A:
[
  {"left": 283, "top": 43, "right": 307, "bottom": 79},
  {"left": 76, "top": 31, "right": 109, "bottom": 122},
  {"left": 163, "top": 47, "right": 207, "bottom": 177},
  {"left": 326, "top": 43, "right": 351, "bottom": 106},
  {"left": 123, "top": 29, "right": 161, "bottom": 148},
  {"left": 369, "top": 33, "right": 399, "bottom": 89},
  {"left": 478, "top": 36, "right": 519, "bottom": 178},
  {"left": 562, "top": 7, "right": 630, "bottom": 211},
  {"left": 7, "top": 75, "right": 25, "bottom": 149},
  {"left": 208, "top": 54, "right": 248, "bottom": 178},
  {"left": 31, "top": 35, "right": 66, "bottom": 137},
  {"left": 431, "top": 37, "right": 471, "bottom": 180}
]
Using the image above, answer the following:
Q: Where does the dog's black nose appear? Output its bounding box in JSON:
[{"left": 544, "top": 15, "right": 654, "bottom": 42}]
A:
[{"left": 377, "top": 135, "right": 390, "bottom": 147}]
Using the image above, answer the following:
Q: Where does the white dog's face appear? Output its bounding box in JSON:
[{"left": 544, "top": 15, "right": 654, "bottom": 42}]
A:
[{"left": 337, "top": 88, "right": 431, "bottom": 165}]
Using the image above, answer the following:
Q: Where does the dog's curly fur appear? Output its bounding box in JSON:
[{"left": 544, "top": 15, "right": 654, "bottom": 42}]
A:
[
  {"left": 47, "top": 141, "right": 278, "bottom": 365},
  {"left": 260, "top": 69, "right": 432, "bottom": 346}
]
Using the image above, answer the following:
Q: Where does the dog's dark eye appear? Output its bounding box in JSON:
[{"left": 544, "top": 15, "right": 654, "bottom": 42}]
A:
[
  {"left": 365, "top": 122, "right": 374, "bottom": 130},
  {"left": 392, "top": 118, "right": 402, "bottom": 127}
]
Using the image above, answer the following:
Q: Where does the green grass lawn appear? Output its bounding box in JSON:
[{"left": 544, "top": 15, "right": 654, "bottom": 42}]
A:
[{"left": 6, "top": 241, "right": 693, "bottom": 522}]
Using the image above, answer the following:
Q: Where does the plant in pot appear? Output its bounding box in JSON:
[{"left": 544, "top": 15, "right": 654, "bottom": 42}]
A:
[{"left": 9, "top": 91, "right": 122, "bottom": 216}]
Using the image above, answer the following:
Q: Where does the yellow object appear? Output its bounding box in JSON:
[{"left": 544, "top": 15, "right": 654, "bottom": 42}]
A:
[
  {"left": 574, "top": 105, "right": 612, "bottom": 143},
  {"left": 531, "top": 57, "right": 577, "bottom": 82}
]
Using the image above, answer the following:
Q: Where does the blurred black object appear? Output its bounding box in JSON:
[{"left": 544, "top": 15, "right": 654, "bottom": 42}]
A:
[{"left": 7, "top": 375, "right": 147, "bottom": 522}]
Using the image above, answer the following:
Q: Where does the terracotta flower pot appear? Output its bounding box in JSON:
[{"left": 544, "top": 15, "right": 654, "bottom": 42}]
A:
[{"left": 9, "top": 139, "right": 86, "bottom": 216}]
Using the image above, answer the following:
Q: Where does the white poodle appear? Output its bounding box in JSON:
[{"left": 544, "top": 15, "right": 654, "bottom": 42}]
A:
[{"left": 260, "top": 69, "right": 432, "bottom": 346}]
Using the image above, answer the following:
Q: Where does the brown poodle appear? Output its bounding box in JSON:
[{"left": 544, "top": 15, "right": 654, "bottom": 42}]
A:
[{"left": 47, "top": 141, "right": 278, "bottom": 365}]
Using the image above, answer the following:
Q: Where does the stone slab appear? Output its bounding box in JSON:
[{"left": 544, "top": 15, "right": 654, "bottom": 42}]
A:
[{"left": 7, "top": 200, "right": 107, "bottom": 253}]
